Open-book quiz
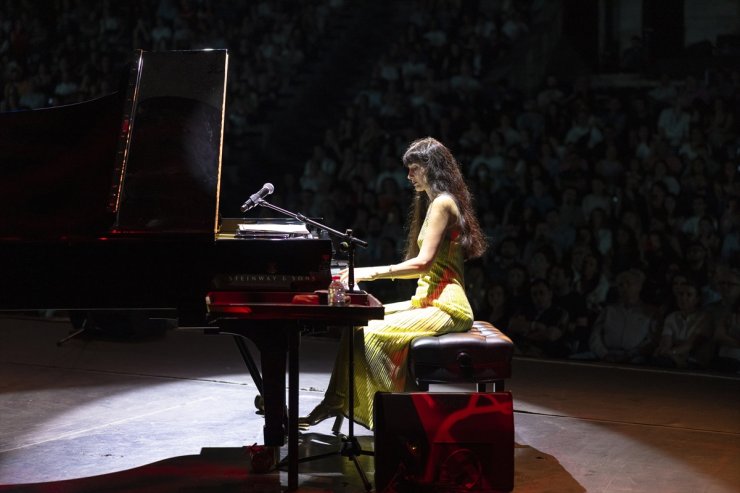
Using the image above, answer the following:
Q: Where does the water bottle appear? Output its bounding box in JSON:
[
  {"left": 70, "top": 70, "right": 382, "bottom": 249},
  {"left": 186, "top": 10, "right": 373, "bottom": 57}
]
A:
[{"left": 328, "top": 275, "right": 347, "bottom": 306}]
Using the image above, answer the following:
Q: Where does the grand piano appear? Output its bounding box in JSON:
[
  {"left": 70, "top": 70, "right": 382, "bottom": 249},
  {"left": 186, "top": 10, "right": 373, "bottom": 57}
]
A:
[{"left": 0, "top": 50, "right": 383, "bottom": 490}]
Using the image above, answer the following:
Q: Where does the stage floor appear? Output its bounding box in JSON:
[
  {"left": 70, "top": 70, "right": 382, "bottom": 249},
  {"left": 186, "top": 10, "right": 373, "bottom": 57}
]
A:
[{"left": 1, "top": 314, "right": 739, "bottom": 492}]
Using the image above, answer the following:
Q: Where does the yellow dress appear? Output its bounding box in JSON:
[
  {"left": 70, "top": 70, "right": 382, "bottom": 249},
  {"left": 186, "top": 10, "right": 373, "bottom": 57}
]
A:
[{"left": 324, "top": 214, "right": 474, "bottom": 429}]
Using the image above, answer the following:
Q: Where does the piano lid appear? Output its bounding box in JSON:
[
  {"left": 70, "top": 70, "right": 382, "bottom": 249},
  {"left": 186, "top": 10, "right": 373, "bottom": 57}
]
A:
[
  {"left": 0, "top": 49, "right": 228, "bottom": 240},
  {"left": 114, "top": 50, "right": 228, "bottom": 235}
]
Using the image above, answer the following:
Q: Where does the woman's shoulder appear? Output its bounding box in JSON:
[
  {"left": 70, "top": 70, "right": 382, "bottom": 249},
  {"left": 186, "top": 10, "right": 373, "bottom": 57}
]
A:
[{"left": 430, "top": 193, "right": 459, "bottom": 212}]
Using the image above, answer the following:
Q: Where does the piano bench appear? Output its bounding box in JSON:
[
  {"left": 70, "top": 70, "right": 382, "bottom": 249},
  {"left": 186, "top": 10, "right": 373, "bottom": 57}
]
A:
[
  {"left": 329, "top": 321, "right": 513, "bottom": 435},
  {"left": 409, "top": 320, "right": 513, "bottom": 392}
]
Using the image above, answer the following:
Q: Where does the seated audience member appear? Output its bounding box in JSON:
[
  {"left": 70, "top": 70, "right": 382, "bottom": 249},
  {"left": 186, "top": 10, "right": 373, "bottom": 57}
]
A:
[
  {"left": 652, "top": 281, "right": 710, "bottom": 368},
  {"left": 575, "top": 250, "right": 611, "bottom": 321},
  {"left": 589, "top": 269, "right": 658, "bottom": 363},
  {"left": 504, "top": 261, "right": 530, "bottom": 310},
  {"left": 695, "top": 215, "right": 722, "bottom": 259},
  {"left": 548, "top": 263, "right": 589, "bottom": 352},
  {"left": 683, "top": 242, "right": 714, "bottom": 301},
  {"left": 558, "top": 186, "right": 585, "bottom": 228},
  {"left": 581, "top": 176, "right": 612, "bottom": 220},
  {"left": 621, "top": 35, "right": 647, "bottom": 72},
  {"left": 527, "top": 245, "right": 556, "bottom": 281},
  {"left": 662, "top": 270, "right": 690, "bottom": 316},
  {"left": 657, "top": 97, "right": 690, "bottom": 148},
  {"left": 707, "top": 265, "right": 740, "bottom": 372},
  {"left": 484, "top": 281, "right": 511, "bottom": 330},
  {"left": 610, "top": 223, "right": 644, "bottom": 276},
  {"left": 542, "top": 208, "right": 576, "bottom": 255},
  {"left": 487, "top": 237, "right": 521, "bottom": 282},
  {"left": 566, "top": 242, "right": 591, "bottom": 283},
  {"left": 711, "top": 302, "right": 740, "bottom": 373},
  {"left": 587, "top": 207, "right": 613, "bottom": 257},
  {"left": 643, "top": 230, "right": 681, "bottom": 291},
  {"left": 507, "top": 279, "right": 571, "bottom": 358}
]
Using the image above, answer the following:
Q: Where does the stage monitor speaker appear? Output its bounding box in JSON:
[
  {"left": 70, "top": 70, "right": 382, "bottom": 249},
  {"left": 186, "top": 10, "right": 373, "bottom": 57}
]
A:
[{"left": 374, "top": 392, "right": 514, "bottom": 493}]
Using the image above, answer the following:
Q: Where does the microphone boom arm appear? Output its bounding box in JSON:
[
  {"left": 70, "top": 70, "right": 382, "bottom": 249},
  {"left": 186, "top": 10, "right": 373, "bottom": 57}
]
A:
[{"left": 253, "top": 199, "right": 367, "bottom": 292}]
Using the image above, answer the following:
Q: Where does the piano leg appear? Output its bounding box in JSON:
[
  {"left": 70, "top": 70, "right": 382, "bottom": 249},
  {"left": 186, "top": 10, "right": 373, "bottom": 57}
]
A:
[
  {"left": 221, "top": 321, "right": 301, "bottom": 489},
  {"left": 246, "top": 324, "right": 302, "bottom": 490},
  {"left": 254, "top": 331, "right": 289, "bottom": 447},
  {"left": 288, "top": 326, "right": 300, "bottom": 491}
]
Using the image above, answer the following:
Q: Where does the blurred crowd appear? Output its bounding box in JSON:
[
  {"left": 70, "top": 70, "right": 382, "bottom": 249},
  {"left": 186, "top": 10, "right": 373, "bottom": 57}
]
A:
[
  {"left": 1, "top": 0, "right": 341, "bottom": 117},
  {"left": 2, "top": 0, "right": 739, "bottom": 374},
  {"left": 281, "top": 2, "right": 740, "bottom": 374}
]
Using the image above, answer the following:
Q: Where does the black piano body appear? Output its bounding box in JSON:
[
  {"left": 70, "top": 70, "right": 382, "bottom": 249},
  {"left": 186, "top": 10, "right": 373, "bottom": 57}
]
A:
[
  {"left": 0, "top": 49, "right": 334, "bottom": 320},
  {"left": 0, "top": 51, "right": 384, "bottom": 490}
]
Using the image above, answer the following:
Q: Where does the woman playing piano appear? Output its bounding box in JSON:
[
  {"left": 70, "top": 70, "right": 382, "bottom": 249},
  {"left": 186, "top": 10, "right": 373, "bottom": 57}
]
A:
[{"left": 299, "top": 137, "right": 487, "bottom": 430}]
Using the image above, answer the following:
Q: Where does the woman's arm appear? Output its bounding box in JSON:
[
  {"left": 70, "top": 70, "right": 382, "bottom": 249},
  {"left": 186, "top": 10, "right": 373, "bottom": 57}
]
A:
[{"left": 340, "top": 195, "right": 457, "bottom": 284}]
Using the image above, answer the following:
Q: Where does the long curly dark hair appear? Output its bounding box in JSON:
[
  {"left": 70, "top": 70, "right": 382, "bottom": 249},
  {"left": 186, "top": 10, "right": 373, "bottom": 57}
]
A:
[{"left": 401, "top": 137, "right": 487, "bottom": 260}]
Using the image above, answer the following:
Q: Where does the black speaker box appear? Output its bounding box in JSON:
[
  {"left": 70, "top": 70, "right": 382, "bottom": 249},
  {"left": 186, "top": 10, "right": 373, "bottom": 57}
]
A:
[{"left": 374, "top": 392, "right": 514, "bottom": 493}]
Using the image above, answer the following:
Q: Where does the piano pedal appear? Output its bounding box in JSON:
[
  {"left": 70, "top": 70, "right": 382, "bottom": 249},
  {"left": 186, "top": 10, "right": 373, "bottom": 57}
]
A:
[
  {"left": 57, "top": 312, "right": 93, "bottom": 346},
  {"left": 56, "top": 326, "right": 88, "bottom": 346}
]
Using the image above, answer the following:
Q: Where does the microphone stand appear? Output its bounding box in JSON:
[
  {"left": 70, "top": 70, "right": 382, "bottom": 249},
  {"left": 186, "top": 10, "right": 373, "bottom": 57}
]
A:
[
  {"left": 252, "top": 199, "right": 367, "bottom": 291},
  {"left": 251, "top": 198, "right": 374, "bottom": 491}
]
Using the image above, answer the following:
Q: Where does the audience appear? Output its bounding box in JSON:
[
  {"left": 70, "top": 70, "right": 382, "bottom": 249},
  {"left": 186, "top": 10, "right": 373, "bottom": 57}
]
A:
[{"left": 2, "top": 0, "right": 739, "bottom": 374}]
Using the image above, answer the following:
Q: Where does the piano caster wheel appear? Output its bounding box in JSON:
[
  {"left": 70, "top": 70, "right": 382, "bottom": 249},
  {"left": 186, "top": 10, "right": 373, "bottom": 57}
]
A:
[{"left": 254, "top": 394, "right": 265, "bottom": 415}]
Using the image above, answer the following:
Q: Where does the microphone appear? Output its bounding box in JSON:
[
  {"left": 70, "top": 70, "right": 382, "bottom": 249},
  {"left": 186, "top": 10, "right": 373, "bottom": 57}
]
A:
[{"left": 240, "top": 183, "right": 274, "bottom": 212}]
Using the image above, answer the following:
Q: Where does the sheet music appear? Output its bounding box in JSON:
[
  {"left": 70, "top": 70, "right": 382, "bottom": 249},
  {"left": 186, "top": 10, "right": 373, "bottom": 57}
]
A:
[
  {"left": 238, "top": 223, "right": 309, "bottom": 234},
  {"left": 236, "top": 222, "right": 311, "bottom": 238}
]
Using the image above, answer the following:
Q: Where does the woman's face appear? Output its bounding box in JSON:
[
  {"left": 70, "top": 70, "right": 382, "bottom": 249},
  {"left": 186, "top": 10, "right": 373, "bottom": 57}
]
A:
[{"left": 406, "top": 162, "right": 428, "bottom": 193}]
